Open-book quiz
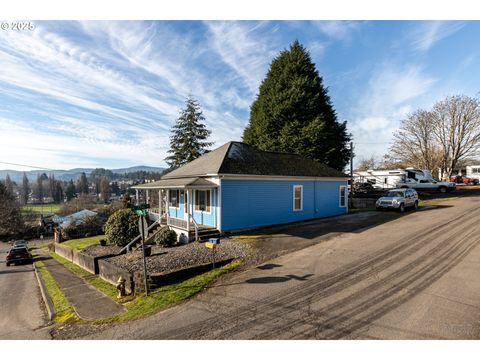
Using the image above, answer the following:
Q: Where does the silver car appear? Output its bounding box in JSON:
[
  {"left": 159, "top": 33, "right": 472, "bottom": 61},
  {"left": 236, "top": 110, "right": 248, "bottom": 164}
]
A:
[{"left": 376, "top": 188, "right": 419, "bottom": 212}]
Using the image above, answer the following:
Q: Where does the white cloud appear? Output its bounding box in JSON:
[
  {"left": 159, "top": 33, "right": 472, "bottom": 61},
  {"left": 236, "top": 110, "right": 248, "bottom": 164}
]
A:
[
  {"left": 205, "top": 21, "right": 275, "bottom": 95},
  {"left": 312, "top": 21, "right": 362, "bottom": 41},
  {"left": 411, "top": 21, "right": 465, "bottom": 52},
  {"left": 348, "top": 63, "right": 437, "bottom": 159}
]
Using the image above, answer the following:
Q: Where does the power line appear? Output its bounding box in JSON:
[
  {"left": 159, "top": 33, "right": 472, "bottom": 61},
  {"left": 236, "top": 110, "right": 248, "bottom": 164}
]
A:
[{"left": 0, "top": 161, "right": 55, "bottom": 171}]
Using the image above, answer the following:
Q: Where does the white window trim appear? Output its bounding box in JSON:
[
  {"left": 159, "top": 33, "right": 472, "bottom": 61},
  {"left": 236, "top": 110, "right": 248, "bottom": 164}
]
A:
[
  {"left": 293, "top": 185, "right": 303, "bottom": 211},
  {"left": 339, "top": 185, "right": 347, "bottom": 208},
  {"left": 194, "top": 189, "right": 212, "bottom": 215},
  {"left": 169, "top": 189, "right": 180, "bottom": 209}
]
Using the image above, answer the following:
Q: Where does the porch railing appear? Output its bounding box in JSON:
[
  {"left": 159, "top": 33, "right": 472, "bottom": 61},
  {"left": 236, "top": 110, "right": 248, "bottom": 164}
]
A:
[
  {"left": 167, "top": 217, "right": 188, "bottom": 229},
  {"left": 189, "top": 214, "right": 199, "bottom": 242}
]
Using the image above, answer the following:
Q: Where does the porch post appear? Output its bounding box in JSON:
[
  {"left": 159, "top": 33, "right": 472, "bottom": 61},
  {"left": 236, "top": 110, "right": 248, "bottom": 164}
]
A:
[
  {"left": 146, "top": 189, "right": 150, "bottom": 205},
  {"left": 186, "top": 189, "right": 191, "bottom": 233},
  {"left": 135, "top": 189, "right": 139, "bottom": 205},
  {"left": 158, "top": 189, "right": 162, "bottom": 216}
]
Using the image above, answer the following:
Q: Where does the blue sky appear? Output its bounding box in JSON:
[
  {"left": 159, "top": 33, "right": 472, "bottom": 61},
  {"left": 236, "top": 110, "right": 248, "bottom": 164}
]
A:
[{"left": 0, "top": 20, "right": 479, "bottom": 170}]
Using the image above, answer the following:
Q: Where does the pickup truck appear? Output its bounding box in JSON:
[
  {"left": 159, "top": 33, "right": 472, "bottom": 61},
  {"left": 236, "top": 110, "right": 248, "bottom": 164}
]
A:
[{"left": 396, "top": 178, "right": 456, "bottom": 193}]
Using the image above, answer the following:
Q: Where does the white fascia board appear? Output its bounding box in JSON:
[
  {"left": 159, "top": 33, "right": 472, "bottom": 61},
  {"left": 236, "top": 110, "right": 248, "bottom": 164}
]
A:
[{"left": 219, "top": 174, "right": 349, "bottom": 182}]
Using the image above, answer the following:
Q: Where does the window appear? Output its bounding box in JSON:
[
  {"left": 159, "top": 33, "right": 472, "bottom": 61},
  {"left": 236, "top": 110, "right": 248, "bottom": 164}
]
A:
[
  {"left": 339, "top": 186, "right": 347, "bottom": 208},
  {"left": 168, "top": 190, "right": 179, "bottom": 208},
  {"left": 195, "top": 190, "right": 211, "bottom": 213},
  {"left": 293, "top": 185, "right": 303, "bottom": 211}
]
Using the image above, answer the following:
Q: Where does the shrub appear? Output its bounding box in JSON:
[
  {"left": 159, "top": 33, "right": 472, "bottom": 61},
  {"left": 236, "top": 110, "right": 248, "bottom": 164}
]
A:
[
  {"left": 154, "top": 227, "right": 177, "bottom": 247},
  {"left": 104, "top": 208, "right": 139, "bottom": 246}
]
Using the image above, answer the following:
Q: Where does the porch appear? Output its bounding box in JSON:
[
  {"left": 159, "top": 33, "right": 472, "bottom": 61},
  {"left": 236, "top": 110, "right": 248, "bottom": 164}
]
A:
[{"left": 132, "top": 177, "right": 220, "bottom": 242}]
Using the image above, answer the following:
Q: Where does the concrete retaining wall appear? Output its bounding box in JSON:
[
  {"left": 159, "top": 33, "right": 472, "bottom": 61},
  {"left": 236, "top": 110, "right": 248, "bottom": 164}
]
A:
[
  {"left": 98, "top": 259, "right": 134, "bottom": 293},
  {"left": 54, "top": 243, "right": 117, "bottom": 275}
]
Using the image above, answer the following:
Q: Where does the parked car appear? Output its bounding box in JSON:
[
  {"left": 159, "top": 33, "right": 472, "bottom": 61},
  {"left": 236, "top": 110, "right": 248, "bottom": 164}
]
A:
[
  {"left": 397, "top": 178, "right": 456, "bottom": 193},
  {"left": 450, "top": 175, "right": 479, "bottom": 185},
  {"left": 5, "top": 247, "right": 33, "bottom": 266},
  {"left": 376, "top": 188, "right": 419, "bottom": 212},
  {"left": 12, "top": 240, "right": 28, "bottom": 249}
]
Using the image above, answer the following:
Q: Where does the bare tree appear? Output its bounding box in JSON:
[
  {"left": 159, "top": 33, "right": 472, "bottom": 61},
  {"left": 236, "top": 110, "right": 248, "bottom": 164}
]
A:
[
  {"left": 387, "top": 95, "right": 480, "bottom": 179},
  {"left": 389, "top": 110, "right": 443, "bottom": 172},
  {"left": 0, "top": 183, "right": 23, "bottom": 237},
  {"left": 355, "top": 155, "right": 380, "bottom": 171},
  {"left": 430, "top": 95, "right": 480, "bottom": 179}
]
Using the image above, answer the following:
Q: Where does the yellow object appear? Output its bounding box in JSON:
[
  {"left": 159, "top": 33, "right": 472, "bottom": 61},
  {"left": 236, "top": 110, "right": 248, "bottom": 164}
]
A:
[{"left": 205, "top": 242, "right": 217, "bottom": 249}]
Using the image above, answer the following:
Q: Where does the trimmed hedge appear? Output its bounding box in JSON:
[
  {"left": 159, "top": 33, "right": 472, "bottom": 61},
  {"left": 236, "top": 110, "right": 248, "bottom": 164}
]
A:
[
  {"left": 104, "top": 209, "right": 139, "bottom": 246},
  {"left": 154, "top": 228, "right": 177, "bottom": 247}
]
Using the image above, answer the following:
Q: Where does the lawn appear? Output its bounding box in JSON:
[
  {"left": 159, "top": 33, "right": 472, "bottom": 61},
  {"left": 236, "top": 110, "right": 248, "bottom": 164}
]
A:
[
  {"left": 60, "top": 235, "right": 106, "bottom": 251},
  {"left": 48, "top": 250, "right": 240, "bottom": 324},
  {"left": 34, "top": 257, "right": 79, "bottom": 323},
  {"left": 22, "top": 203, "right": 62, "bottom": 214}
]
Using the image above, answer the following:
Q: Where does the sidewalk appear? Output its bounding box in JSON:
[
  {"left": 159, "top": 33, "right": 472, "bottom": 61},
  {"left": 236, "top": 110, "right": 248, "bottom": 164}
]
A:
[{"left": 39, "top": 251, "right": 125, "bottom": 321}]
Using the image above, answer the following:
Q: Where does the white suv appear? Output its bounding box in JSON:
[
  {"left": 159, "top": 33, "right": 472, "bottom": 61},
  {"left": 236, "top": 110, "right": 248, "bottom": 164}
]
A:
[{"left": 376, "top": 188, "right": 419, "bottom": 212}]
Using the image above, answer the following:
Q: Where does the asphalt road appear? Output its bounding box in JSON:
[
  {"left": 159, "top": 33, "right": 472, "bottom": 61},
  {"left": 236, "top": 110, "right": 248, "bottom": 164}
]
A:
[
  {"left": 83, "top": 195, "right": 480, "bottom": 339},
  {"left": 0, "top": 242, "right": 51, "bottom": 339}
]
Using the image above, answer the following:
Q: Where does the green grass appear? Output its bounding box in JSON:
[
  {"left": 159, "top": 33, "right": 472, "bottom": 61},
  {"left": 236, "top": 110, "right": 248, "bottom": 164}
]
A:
[
  {"left": 60, "top": 235, "right": 106, "bottom": 251},
  {"left": 34, "top": 257, "right": 79, "bottom": 323},
  {"left": 47, "top": 250, "right": 240, "bottom": 324},
  {"left": 22, "top": 203, "right": 62, "bottom": 214},
  {"left": 48, "top": 251, "right": 118, "bottom": 300},
  {"left": 102, "top": 260, "right": 241, "bottom": 323}
]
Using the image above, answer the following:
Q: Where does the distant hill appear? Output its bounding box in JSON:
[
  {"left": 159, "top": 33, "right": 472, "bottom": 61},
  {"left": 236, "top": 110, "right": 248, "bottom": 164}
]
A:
[{"left": 0, "top": 165, "right": 165, "bottom": 183}]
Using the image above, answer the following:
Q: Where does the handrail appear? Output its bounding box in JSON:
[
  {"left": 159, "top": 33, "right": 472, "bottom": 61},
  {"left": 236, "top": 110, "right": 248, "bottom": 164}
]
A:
[
  {"left": 189, "top": 214, "right": 199, "bottom": 241},
  {"left": 119, "top": 219, "right": 162, "bottom": 253}
]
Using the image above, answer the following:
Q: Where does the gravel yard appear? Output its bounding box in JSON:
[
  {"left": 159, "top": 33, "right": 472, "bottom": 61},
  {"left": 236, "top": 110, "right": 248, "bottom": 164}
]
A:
[
  {"left": 82, "top": 244, "right": 121, "bottom": 257},
  {"left": 104, "top": 239, "right": 250, "bottom": 274}
]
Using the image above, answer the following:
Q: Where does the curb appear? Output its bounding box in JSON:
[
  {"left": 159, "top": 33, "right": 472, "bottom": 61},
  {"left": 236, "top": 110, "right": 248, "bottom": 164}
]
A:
[{"left": 33, "top": 259, "right": 55, "bottom": 321}]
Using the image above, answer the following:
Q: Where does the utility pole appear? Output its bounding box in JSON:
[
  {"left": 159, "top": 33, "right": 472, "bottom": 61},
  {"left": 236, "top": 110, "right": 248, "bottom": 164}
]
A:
[{"left": 349, "top": 141, "right": 354, "bottom": 209}]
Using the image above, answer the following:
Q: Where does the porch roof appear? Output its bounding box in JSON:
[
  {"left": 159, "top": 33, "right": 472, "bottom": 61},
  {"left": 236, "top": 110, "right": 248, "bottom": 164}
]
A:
[{"left": 132, "top": 177, "right": 217, "bottom": 190}]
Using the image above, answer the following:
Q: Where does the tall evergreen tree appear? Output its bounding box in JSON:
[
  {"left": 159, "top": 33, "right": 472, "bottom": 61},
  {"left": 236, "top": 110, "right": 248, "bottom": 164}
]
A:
[
  {"left": 243, "top": 40, "right": 351, "bottom": 170},
  {"left": 5, "top": 174, "right": 13, "bottom": 196},
  {"left": 65, "top": 180, "right": 76, "bottom": 201},
  {"left": 36, "top": 174, "right": 44, "bottom": 203},
  {"left": 77, "top": 172, "right": 89, "bottom": 194},
  {"left": 20, "top": 173, "right": 29, "bottom": 205},
  {"left": 165, "top": 96, "right": 213, "bottom": 168}
]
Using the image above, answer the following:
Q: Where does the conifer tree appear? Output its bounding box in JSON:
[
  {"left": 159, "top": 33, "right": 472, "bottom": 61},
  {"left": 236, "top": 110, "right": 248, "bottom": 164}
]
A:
[
  {"left": 77, "top": 172, "right": 89, "bottom": 194},
  {"left": 20, "top": 173, "right": 29, "bottom": 205},
  {"left": 243, "top": 40, "right": 351, "bottom": 170},
  {"left": 165, "top": 97, "right": 213, "bottom": 168},
  {"left": 5, "top": 174, "right": 13, "bottom": 196}
]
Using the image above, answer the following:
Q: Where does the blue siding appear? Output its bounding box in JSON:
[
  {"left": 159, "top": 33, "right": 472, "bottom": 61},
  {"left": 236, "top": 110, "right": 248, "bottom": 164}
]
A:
[
  {"left": 221, "top": 179, "right": 348, "bottom": 231},
  {"left": 168, "top": 189, "right": 218, "bottom": 228},
  {"left": 192, "top": 188, "right": 217, "bottom": 227},
  {"left": 168, "top": 190, "right": 185, "bottom": 219}
]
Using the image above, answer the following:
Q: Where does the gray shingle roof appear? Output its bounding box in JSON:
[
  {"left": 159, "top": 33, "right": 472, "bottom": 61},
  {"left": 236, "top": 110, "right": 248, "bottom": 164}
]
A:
[{"left": 162, "top": 141, "right": 348, "bottom": 179}]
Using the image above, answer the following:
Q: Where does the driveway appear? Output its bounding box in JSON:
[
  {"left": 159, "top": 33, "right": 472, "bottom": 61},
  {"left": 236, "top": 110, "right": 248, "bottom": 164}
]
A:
[
  {"left": 0, "top": 241, "right": 51, "bottom": 339},
  {"left": 81, "top": 195, "right": 480, "bottom": 339}
]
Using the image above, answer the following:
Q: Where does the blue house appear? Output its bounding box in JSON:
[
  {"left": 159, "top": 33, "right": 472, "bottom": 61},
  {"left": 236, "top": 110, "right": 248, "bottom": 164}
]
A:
[{"left": 133, "top": 142, "right": 348, "bottom": 242}]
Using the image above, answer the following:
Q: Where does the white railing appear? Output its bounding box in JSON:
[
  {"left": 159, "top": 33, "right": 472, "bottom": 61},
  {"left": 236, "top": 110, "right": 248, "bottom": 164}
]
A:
[{"left": 189, "top": 214, "right": 199, "bottom": 242}]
